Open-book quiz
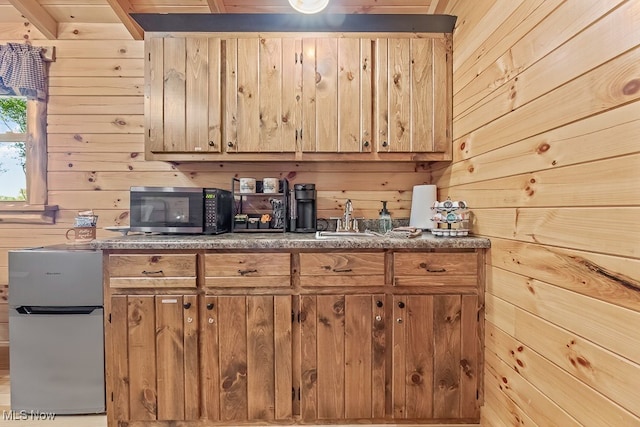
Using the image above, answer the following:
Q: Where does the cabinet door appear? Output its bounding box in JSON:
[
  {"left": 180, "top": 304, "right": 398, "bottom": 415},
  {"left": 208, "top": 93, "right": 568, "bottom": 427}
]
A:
[
  {"left": 146, "top": 37, "right": 222, "bottom": 154},
  {"left": 109, "top": 295, "right": 199, "bottom": 423},
  {"left": 299, "top": 294, "right": 386, "bottom": 421},
  {"left": 301, "top": 38, "right": 373, "bottom": 153},
  {"left": 376, "top": 35, "right": 451, "bottom": 153},
  {"left": 391, "top": 294, "right": 480, "bottom": 420},
  {"left": 202, "top": 295, "right": 293, "bottom": 422},
  {"left": 224, "top": 38, "right": 297, "bottom": 153}
]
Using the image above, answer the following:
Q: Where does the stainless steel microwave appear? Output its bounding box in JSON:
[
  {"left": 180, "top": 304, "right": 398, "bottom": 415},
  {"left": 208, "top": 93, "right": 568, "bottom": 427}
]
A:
[{"left": 129, "top": 187, "right": 232, "bottom": 234}]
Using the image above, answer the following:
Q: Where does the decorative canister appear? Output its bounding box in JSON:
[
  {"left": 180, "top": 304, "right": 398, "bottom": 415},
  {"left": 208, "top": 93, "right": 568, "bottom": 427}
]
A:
[{"left": 239, "top": 178, "right": 257, "bottom": 193}]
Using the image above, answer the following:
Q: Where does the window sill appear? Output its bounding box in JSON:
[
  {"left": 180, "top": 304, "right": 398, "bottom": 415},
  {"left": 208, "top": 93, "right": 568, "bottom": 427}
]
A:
[{"left": 0, "top": 204, "right": 58, "bottom": 224}]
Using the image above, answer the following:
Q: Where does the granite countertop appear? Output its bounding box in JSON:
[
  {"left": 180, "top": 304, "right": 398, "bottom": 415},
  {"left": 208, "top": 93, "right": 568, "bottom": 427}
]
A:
[{"left": 91, "top": 231, "right": 490, "bottom": 250}]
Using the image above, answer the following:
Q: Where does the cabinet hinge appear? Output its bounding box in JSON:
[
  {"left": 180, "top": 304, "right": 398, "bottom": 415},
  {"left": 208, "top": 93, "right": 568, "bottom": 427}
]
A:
[
  {"left": 108, "top": 313, "right": 111, "bottom": 323},
  {"left": 299, "top": 128, "right": 302, "bottom": 140},
  {"left": 291, "top": 310, "right": 295, "bottom": 323},
  {"left": 297, "top": 312, "right": 301, "bottom": 323},
  {"left": 148, "top": 52, "right": 151, "bottom": 62},
  {"left": 111, "top": 392, "right": 114, "bottom": 402},
  {"left": 300, "top": 53, "right": 303, "bottom": 65},
  {"left": 295, "top": 52, "right": 298, "bottom": 64},
  {"left": 477, "top": 389, "right": 479, "bottom": 400},
  {"left": 295, "top": 129, "right": 298, "bottom": 141},
  {"left": 298, "top": 387, "right": 301, "bottom": 401}
]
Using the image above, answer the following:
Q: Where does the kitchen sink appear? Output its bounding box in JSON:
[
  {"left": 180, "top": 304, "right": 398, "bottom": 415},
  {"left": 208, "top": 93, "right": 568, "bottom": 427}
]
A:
[{"left": 314, "top": 231, "right": 378, "bottom": 239}]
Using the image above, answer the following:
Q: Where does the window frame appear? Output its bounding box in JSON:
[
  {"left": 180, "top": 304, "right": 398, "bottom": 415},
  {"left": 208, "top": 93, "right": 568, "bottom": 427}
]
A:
[{"left": 0, "top": 98, "right": 57, "bottom": 224}]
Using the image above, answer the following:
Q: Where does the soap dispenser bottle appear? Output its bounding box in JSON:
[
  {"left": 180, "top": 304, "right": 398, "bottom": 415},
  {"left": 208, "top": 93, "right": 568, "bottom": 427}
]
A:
[{"left": 378, "top": 201, "right": 392, "bottom": 233}]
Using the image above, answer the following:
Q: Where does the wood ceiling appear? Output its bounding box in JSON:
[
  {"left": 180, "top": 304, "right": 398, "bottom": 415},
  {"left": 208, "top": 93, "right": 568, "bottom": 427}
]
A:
[{"left": 1, "top": 0, "right": 451, "bottom": 40}]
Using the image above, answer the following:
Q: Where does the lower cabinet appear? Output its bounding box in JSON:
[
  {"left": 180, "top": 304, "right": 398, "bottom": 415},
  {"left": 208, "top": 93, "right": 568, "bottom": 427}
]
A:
[
  {"left": 105, "top": 249, "right": 484, "bottom": 426},
  {"left": 391, "top": 294, "right": 480, "bottom": 421},
  {"left": 109, "top": 294, "right": 199, "bottom": 422},
  {"left": 299, "top": 294, "right": 386, "bottom": 421},
  {"left": 297, "top": 293, "right": 481, "bottom": 423},
  {"left": 201, "top": 295, "right": 293, "bottom": 422}
]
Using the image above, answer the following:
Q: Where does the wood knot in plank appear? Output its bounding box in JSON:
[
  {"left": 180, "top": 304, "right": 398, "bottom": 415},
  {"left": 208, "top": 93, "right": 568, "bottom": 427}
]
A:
[
  {"left": 410, "top": 372, "right": 423, "bottom": 385},
  {"left": 141, "top": 388, "right": 157, "bottom": 414},
  {"left": 623, "top": 79, "right": 639, "bottom": 95},
  {"left": 460, "top": 359, "right": 474, "bottom": 378},
  {"left": 221, "top": 363, "right": 247, "bottom": 390},
  {"left": 536, "top": 143, "right": 550, "bottom": 153},
  {"left": 303, "top": 369, "right": 317, "bottom": 386},
  {"left": 570, "top": 356, "right": 592, "bottom": 370}
]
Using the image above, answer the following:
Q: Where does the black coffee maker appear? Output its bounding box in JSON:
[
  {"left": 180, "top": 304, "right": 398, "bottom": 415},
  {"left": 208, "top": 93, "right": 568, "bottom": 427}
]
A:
[{"left": 290, "top": 184, "right": 317, "bottom": 232}]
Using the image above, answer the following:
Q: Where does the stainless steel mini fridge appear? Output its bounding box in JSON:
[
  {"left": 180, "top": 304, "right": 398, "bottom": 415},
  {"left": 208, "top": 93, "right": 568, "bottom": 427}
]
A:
[{"left": 8, "top": 245, "right": 105, "bottom": 414}]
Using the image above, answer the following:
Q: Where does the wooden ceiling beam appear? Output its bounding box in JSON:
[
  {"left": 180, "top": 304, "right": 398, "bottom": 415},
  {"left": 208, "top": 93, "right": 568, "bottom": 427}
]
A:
[
  {"left": 207, "top": 0, "right": 226, "bottom": 13},
  {"left": 106, "top": 0, "right": 144, "bottom": 40},
  {"left": 8, "top": 0, "right": 57, "bottom": 39}
]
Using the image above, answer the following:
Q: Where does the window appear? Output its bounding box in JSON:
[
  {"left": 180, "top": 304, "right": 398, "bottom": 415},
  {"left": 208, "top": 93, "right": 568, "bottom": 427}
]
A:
[
  {"left": 0, "top": 43, "right": 56, "bottom": 223},
  {"left": 0, "top": 96, "right": 27, "bottom": 201}
]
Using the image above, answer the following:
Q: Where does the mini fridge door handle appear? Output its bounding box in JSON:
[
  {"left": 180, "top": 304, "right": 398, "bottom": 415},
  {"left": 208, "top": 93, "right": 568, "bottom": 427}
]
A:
[{"left": 16, "top": 306, "right": 101, "bottom": 315}]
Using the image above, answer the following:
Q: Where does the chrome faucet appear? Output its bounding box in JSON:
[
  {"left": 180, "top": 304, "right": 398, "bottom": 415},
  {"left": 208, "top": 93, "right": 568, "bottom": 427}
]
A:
[
  {"left": 334, "top": 199, "right": 360, "bottom": 232},
  {"left": 344, "top": 199, "right": 353, "bottom": 225}
]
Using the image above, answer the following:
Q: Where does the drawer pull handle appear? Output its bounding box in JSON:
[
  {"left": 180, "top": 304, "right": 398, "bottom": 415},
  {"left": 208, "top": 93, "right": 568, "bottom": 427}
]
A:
[
  {"left": 238, "top": 269, "right": 258, "bottom": 276},
  {"left": 398, "top": 301, "right": 405, "bottom": 309},
  {"left": 333, "top": 268, "right": 352, "bottom": 273},
  {"left": 183, "top": 302, "right": 192, "bottom": 309},
  {"left": 207, "top": 303, "right": 214, "bottom": 310},
  {"left": 376, "top": 300, "right": 383, "bottom": 307},
  {"left": 142, "top": 270, "right": 163, "bottom": 275},
  {"left": 426, "top": 268, "right": 446, "bottom": 273}
]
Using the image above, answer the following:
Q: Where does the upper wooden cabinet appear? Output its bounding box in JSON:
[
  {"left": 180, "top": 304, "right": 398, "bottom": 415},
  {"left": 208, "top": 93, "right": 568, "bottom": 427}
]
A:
[
  {"left": 224, "top": 38, "right": 298, "bottom": 154},
  {"left": 144, "top": 32, "right": 452, "bottom": 162},
  {"left": 300, "top": 37, "right": 373, "bottom": 153},
  {"left": 145, "top": 36, "right": 223, "bottom": 157},
  {"left": 376, "top": 36, "right": 451, "bottom": 153}
]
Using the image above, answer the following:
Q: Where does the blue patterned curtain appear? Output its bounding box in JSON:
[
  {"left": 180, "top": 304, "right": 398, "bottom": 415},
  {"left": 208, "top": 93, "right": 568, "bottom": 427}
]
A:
[{"left": 0, "top": 43, "right": 47, "bottom": 100}]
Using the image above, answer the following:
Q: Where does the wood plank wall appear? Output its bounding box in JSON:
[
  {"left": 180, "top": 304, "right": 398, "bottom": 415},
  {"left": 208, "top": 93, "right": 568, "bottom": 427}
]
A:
[
  {"left": 0, "top": 24, "right": 432, "bottom": 352},
  {"left": 438, "top": 0, "right": 640, "bottom": 425}
]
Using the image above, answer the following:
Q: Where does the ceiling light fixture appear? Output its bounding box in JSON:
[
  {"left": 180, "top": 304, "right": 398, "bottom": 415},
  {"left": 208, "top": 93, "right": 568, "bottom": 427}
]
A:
[{"left": 288, "top": 0, "right": 330, "bottom": 14}]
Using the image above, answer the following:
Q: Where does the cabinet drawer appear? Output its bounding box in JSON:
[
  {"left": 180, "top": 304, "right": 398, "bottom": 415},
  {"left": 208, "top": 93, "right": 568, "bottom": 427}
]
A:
[
  {"left": 108, "top": 254, "right": 197, "bottom": 288},
  {"left": 205, "top": 253, "right": 291, "bottom": 287},
  {"left": 299, "top": 252, "right": 384, "bottom": 287},
  {"left": 394, "top": 252, "right": 478, "bottom": 288}
]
